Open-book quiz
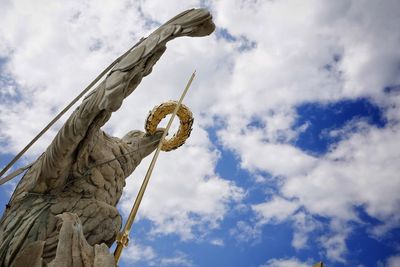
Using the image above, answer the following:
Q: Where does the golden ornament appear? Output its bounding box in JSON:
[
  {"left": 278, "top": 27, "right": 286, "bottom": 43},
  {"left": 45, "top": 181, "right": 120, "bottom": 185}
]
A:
[{"left": 145, "top": 101, "right": 194, "bottom": 151}]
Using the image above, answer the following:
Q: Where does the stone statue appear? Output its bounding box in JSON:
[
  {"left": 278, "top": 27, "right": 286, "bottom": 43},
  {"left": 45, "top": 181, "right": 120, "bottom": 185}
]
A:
[{"left": 0, "top": 8, "right": 215, "bottom": 266}]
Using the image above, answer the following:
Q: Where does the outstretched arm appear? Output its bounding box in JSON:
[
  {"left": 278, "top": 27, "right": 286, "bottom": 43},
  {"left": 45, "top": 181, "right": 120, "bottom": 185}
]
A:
[{"left": 30, "top": 8, "right": 215, "bottom": 193}]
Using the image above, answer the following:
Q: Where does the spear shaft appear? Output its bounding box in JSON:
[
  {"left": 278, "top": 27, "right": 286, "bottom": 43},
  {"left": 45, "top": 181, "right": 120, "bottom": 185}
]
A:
[{"left": 114, "top": 71, "right": 196, "bottom": 263}]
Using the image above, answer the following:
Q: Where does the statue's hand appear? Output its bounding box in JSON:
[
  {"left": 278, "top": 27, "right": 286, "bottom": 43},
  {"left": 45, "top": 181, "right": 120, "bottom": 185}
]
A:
[
  {"left": 113, "top": 8, "right": 215, "bottom": 73},
  {"left": 122, "top": 129, "right": 164, "bottom": 159},
  {"left": 161, "top": 8, "right": 215, "bottom": 37}
]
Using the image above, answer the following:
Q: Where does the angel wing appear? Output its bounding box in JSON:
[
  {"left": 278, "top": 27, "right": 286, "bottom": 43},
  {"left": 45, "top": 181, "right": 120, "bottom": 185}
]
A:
[{"left": 7, "top": 8, "right": 215, "bottom": 203}]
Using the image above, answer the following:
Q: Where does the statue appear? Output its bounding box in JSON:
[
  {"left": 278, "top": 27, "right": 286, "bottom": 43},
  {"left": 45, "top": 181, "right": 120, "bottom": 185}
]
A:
[{"left": 0, "top": 8, "right": 215, "bottom": 266}]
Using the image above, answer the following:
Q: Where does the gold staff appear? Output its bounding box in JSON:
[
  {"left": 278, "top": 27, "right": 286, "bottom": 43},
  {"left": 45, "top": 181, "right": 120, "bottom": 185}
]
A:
[{"left": 114, "top": 71, "right": 196, "bottom": 263}]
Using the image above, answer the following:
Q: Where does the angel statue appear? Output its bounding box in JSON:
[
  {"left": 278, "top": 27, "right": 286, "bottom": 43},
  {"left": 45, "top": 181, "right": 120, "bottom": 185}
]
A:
[{"left": 0, "top": 8, "right": 215, "bottom": 267}]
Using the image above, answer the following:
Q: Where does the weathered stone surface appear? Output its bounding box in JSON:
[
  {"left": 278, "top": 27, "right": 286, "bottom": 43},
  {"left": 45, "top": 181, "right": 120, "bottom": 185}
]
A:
[
  {"left": 11, "top": 241, "right": 45, "bottom": 267},
  {"left": 47, "top": 212, "right": 115, "bottom": 267},
  {"left": 0, "top": 8, "right": 215, "bottom": 266}
]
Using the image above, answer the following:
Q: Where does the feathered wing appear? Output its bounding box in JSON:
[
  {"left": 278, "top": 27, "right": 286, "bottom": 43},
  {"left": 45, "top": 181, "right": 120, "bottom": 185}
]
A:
[{"left": 8, "top": 9, "right": 215, "bottom": 200}]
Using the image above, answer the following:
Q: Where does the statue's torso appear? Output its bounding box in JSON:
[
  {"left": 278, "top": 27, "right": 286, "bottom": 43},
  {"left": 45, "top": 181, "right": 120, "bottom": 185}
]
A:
[{"left": 0, "top": 130, "right": 139, "bottom": 265}]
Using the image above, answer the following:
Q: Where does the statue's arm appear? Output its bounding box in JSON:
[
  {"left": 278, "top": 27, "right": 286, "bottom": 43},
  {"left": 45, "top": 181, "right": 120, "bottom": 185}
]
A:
[
  {"left": 31, "top": 8, "right": 215, "bottom": 193},
  {"left": 33, "top": 46, "right": 164, "bottom": 193}
]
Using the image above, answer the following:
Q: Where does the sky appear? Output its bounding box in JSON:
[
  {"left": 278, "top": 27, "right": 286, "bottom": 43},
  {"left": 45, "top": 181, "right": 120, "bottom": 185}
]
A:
[{"left": 0, "top": 0, "right": 400, "bottom": 266}]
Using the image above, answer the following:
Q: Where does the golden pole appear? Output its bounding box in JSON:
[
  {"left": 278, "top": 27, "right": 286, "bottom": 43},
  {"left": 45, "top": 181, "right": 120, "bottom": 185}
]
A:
[{"left": 114, "top": 71, "right": 196, "bottom": 263}]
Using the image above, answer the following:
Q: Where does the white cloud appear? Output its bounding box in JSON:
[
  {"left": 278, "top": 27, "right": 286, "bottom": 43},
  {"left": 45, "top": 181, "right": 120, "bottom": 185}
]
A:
[
  {"left": 260, "top": 257, "right": 311, "bottom": 267},
  {"left": 121, "top": 241, "right": 156, "bottom": 264},
  {"left": 120, "top": 125, "right": 244, "bottom": 240},
  {"left": 0, "top": 0, "right": 147, "bottom": 155},
  {"left": 233, "top": 123, "right": 400, "bottom": 260},
  {"left": 291, "top": 212, "right": 320, "bottom": 250},
  {"left": 283, "top": 124, "right": 400, "bottom": 226},
  {"left": 251, "top": 199, "right": 319, "bottom": 250},
  {"left": 319, "top": 232, "right": 347, "bottom": 263},
  {"left": 207, "top": 0, "right": 400, "bottom": 262},
  {"left": 229, "top": 220, "right": 261, "bottom": 244},
  {"left": 210, "top": 238, "right": 224, "bottom": 246},
  {"left": 219, "top": 127, "right": 317, "bottom": 177},
  {"left": 252, "top": 196, "right": 299, "bottom": 224},
  {"left": 159, "top": 251, "right": 194, "bottom": 267},
  {"left": 317, "top": 219, "right": 351, "bottom": 263},
  {"left": 385, "top": 254, "right": 400, "bottom": 267},
  {"left": 121, "top": 243, "right": 195, "bottom": 267},
  {"left": 139, "top": 0, "right": 201, "bottom": 23}
]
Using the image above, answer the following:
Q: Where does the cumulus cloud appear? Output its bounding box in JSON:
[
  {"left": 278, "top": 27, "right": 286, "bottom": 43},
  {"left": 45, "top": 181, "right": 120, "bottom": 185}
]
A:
[
  {"left": 210, "top": 238, "right": 224, "bottom": 246},
  {"left": 230, "top": 220, "right": 262, "bottom": 244},
  {"left": 219, "top": 126, "right": 318, "bottom": 177},
  {"left": 0, "top": 0, "right": 147, "bottom": 154},
  {"left": 122, "top": 243, "right": 194, "bottom": 267},
  {"left": 121, "top": 241, "right": 156, "bottom": 264},
  {"left": 291, "top": 212, "right": 320, "bottom": 250},
  {"left": 252, "top": 196, "right": 299, "bottom": 224},
  {"left": 284, "top": 125, "right": 400, "bottom": 225},
  {"left": 260, "top": 257, "right": 311, "bottom": 267},
  {"left": 385, "top": 254, "right": 400, "bottom": 267},
  {"left": 208, "top": 0, "right": 400, "bottom": 263},
  {"left": 120, "top": 126, "right": 244, "bottom": 240},
  {"left": 252, "top": 198, "right": 320, "bottom": 250},
  {"left": 228, "top": 121, "right": 400, "bottom": 259},
  {"left": 158, "top": 251, "right": 194, "bottom": 267}
]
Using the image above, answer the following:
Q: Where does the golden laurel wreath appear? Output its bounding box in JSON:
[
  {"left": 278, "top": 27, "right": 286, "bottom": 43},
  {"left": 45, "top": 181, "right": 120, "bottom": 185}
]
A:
[{"left": 145, "top": 101, "right": 194, "bottom": 151}]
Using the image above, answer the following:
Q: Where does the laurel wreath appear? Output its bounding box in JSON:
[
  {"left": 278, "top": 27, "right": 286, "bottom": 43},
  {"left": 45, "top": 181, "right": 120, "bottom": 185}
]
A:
[{"left": 145, "top": 101, "right": 194, "bottom": 151}]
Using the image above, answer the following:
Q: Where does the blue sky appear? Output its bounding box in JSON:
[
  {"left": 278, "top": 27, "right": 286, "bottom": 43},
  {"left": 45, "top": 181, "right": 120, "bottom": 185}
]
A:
[{"left": 1, "top": 1, "right": 400, "bottom": 267}]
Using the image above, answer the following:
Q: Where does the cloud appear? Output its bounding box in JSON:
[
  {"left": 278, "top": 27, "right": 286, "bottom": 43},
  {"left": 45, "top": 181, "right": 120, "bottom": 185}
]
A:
[
  {"left": 316, "top": 219, "right": 352, "bottom": 263},
  {"left": 385, "top": 254, "right": 400, "bottom": 267},
  {"left": 207, "top": 0, "right": 400, "bottom": 262},
  {"left": 319, "top": 232, "right": 347, "bottom": 263},
  {"left": 120, "top": 125, "right": 244, "bottom": 240},
  {"left": 225, "top": 112, "right": 400, "bottom": 262},
  {"left": 230, "top": 220, "right": 262, "bottom": 244},
  {"left": 219, "top": 126, "right": 317, "bottom": 177},
  {"left": 259, "top": 257, "right": 311, "bottom": 267},
  {"left": 252, "top": 196, "right": 299, "bottom": 224},
  {"left": 210, "top": 238, "right": 224, "bottom": 246},
  {"left": 159, "top": 251, "right": 194, "bottom": 267},
  {"left": 213, "top": 0, "right": 400, "bottom": 101},
  {"left": 230, "top": 120, "right": 400, "bottom": 260},
  {"left": 291, "top": 212, "right": 320, "bottom": 250},
  {"left": 139, "top": 0, "right": 201, "bottom": 24},
  {"left": 121, "top": 241, "right": 156, "bottom": 264},
  {"left": 251, "top": 198, "right": 320, "bottom": 250},
  {"left": 121, "top": 243, "right": 194, "bottom": 267},
  {"left": 0, "top": 0, "right": 147, "bottom": 155},
  {"left": 283, "top": 124, "right": 400, "bottom": 226}
]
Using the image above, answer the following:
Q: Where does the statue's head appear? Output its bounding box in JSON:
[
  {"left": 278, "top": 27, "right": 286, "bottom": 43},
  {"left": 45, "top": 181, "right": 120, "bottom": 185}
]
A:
[{"left": 122, "top": 129, "right": 164, "bottom": 158}]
